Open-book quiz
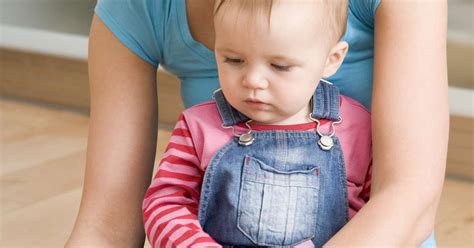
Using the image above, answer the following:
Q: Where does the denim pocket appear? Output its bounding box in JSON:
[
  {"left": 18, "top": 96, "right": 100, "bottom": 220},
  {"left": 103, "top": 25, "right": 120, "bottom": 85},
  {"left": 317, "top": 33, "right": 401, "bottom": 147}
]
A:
[{"left": 237, "top": 155, "right": 320, "bottom": 246}]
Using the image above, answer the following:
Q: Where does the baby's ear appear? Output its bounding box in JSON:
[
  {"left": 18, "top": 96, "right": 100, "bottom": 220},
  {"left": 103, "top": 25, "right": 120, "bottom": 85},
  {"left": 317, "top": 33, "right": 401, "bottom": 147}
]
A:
[{"left": 322, "top": 41, "right": 349, "bottom": 78}]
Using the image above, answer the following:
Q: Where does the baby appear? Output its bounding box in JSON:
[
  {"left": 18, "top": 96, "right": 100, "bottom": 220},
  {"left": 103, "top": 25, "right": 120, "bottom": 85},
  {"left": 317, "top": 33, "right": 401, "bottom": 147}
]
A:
[{"left": 142, "top": 0, "right": 372, "bottom": 247}]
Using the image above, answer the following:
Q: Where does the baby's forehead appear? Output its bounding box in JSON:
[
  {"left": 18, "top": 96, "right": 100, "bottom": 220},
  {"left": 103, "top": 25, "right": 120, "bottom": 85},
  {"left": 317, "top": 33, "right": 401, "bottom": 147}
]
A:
[
  {"left": 215, "top": 20, "right": 327, "bottom": 60},
  {"left": 214, "top": 0, "right": 346, "bottom": 45}
]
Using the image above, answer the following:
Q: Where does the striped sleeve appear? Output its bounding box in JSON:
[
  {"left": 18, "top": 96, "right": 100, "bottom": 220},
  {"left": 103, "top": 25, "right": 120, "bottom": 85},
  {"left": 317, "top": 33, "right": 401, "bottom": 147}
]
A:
[{"left": 142, "top": 114, "right": 221, "bottom": 248}]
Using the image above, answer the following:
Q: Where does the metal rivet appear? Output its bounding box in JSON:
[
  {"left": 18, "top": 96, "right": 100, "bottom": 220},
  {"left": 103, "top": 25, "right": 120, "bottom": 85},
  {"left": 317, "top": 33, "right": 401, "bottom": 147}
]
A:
[
  {"left": 238, "top": 133, "right": 254, "bottom": 146},
  {"left": 320, "top": 135, "right": 333, "bottom": 147}
]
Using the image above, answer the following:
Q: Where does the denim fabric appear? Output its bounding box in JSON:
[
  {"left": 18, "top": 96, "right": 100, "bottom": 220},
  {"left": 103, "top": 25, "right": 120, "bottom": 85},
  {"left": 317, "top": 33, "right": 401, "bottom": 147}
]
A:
[
  {"left": 311, "top": 81, "right": 340, "bottom": 121},
  {"left": 213, "top": 89, "right": 249, "bottom": 127},
  {"left": 199, "top": 81, "right": 348, "bottom": 247}
]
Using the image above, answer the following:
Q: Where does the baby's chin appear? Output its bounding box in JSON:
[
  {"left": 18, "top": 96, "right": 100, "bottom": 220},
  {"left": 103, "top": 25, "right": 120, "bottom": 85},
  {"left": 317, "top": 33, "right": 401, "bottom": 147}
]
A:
[
  {"left": 234, "top": 104, "right": 310, "bottom": 125},
  {"left": 244, "top": 112, "right": 308, "bottom": 126},
  {"left": 235, "top": 111, "right": 275, "bottom": 125}
]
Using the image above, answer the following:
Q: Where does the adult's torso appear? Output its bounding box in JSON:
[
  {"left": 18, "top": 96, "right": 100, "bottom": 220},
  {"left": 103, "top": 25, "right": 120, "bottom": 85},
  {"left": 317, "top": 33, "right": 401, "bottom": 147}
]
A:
[
  {"left": 186, "top": 0, "right": 215, "bottom": 52},
  {"left": 95, "top": 0, "right": 381, "bottom": 109}
]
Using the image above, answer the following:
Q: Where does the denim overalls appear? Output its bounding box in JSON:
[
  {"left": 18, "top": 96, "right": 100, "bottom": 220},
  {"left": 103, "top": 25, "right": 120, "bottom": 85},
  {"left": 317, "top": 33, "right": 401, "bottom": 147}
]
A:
[{"left": 198, "top": 81, "right": 349, "bottom": 248}]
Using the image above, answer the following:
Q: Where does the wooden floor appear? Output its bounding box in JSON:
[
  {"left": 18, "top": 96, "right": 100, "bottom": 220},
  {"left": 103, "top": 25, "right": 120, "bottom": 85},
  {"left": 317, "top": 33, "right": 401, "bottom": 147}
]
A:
[{"left": 0, "top": 98, "right": 473, "bottom": 247}]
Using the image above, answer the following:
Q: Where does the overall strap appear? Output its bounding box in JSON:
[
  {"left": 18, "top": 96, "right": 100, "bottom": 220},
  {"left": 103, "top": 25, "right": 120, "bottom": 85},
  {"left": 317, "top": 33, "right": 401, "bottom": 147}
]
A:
[
  {"left": 213, "top": 89, "right": 249, "bottom": 127},
  {"left": 311, "top": 80, "right": 340, "bottom": 121}
]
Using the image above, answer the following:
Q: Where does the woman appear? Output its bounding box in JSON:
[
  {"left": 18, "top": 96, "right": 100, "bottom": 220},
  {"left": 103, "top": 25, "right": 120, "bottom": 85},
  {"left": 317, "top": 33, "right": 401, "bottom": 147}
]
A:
[{"left": 66, "top": 0, "right": 448, "bottom": 247}]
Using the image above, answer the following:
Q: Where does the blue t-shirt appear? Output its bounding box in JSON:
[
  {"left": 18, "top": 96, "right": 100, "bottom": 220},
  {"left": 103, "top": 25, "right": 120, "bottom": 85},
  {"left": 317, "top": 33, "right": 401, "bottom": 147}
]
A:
[{"left": 94, "top": 0, "right": 381, "bottom": 110}]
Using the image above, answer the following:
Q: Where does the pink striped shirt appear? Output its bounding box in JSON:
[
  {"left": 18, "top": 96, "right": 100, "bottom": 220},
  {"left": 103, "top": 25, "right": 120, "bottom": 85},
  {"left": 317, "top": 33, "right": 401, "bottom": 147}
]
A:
[{"left": 143, "top": 96, "right": 372, "bottom": 248}]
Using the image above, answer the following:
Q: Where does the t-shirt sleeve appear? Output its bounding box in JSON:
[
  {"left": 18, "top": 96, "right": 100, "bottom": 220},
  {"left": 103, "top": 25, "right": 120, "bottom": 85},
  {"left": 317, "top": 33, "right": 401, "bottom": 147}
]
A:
[
  {"left": 142, "top": 113, "right": 221, "bottom": 247},
  {"left": 94, "top": 0, "right": 163, "bottom": 67},
  {"left": 349, "top": 0, "right": 382, "bottom": 29}
]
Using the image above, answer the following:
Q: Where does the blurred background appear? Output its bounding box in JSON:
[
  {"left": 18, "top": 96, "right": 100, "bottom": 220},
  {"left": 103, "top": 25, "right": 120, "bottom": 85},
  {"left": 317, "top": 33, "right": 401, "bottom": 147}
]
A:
[{"left": 0, "top": 0, "right": 472, "bottom": 247}]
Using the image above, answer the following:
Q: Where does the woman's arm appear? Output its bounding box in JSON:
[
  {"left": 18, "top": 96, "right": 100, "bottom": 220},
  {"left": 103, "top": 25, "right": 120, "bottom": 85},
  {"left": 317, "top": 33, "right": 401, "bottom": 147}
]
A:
[
  {"left": 66, "top": 15, "right": 158, "bottom": 247},
  {"left": 325, "top": 0, "right": 448, "bottom": 247}
]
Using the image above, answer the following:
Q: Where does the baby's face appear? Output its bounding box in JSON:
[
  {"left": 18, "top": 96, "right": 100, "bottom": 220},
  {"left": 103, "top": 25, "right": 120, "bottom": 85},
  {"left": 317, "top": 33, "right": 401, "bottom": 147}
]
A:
[{"left": 214, "top": 1, "right": 333, "bottom": 125}]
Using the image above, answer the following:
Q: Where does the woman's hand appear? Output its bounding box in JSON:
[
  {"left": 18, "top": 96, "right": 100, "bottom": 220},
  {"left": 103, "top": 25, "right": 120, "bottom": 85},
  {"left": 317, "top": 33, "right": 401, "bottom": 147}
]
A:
[
  {"left": 325, "top": 0, "right": 448, "bottom": 246},
  {"left": 65, "top": 15, "right": 158, "bottom": 247}
]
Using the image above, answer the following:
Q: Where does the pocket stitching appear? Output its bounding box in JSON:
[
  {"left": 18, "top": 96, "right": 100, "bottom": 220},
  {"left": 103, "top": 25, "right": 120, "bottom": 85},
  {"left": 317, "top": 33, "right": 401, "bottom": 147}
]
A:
[{"left": 236, "top": 155, "right": 319, "bottom": 246}]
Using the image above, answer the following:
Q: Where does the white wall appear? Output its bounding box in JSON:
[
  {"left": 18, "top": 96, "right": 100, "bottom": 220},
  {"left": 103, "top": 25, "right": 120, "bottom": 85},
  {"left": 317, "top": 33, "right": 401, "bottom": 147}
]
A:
[
  {"left": 0, "top": 0, "right": 95, "bottom": 59},
  {"left": 0, "top": 0, "right": 96, "bottom": 35}
]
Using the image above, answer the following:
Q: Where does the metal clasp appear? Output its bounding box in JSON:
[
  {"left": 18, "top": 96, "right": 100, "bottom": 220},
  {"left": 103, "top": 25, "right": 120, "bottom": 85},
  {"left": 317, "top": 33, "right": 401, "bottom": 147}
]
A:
[
  {"left": 222, "top": 119, "right": 255, "bottom": 146},
  {"left": 308, "top": 114, "right": 342, "bottom": 151}
]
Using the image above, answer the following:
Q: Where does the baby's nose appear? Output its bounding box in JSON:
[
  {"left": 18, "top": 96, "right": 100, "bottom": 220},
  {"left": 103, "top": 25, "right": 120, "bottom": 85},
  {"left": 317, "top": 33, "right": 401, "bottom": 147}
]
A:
[{"left": 242, "top": 69, "right": 269, "bottom": 89}]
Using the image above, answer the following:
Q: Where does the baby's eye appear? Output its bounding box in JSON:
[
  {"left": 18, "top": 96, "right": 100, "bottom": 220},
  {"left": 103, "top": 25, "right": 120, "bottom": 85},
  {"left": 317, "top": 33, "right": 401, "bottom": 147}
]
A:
[
  {"left": 223, "top": 57, "right": 243, "bottom": 64},
  {"left": 271, "top": 63, "right": 291, "bottom": 72}
]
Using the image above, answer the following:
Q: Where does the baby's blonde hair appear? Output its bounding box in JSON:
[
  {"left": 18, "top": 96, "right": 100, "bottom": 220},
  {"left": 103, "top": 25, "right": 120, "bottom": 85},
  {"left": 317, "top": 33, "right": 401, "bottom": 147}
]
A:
[{"left": 214, "top": 0, "right": 349, "bottom": 43}]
